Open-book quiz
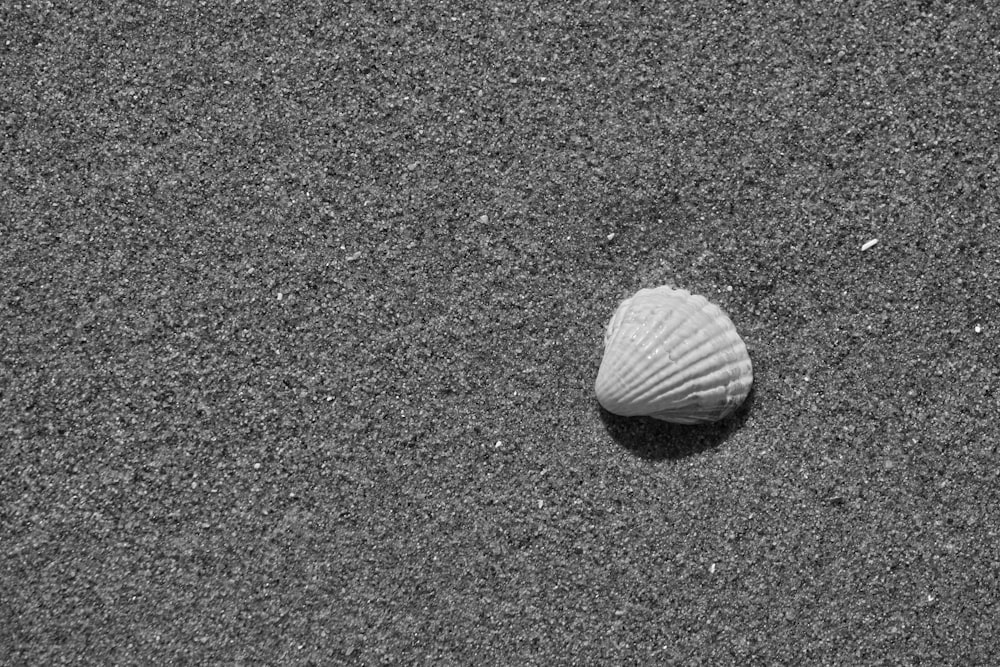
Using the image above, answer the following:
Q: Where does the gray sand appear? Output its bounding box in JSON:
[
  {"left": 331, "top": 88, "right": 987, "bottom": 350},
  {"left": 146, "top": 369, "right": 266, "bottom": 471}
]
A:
[{"left": 3, "top": 2, "right": 999, "bottom": 663}]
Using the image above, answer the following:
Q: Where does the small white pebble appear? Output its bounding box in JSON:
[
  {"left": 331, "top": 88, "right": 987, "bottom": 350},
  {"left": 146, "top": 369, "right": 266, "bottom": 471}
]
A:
[
  {"left": 606, "top": 232, "right": 615, "bottom": 241},
  {"left": 975, "top": 324, "right": 982, "bottom": 334},
  {"left": 346, "top": 251, "right": 362, "bottom": 262},
  {"left": 861, "top": 238, "right": 879, "bottom": 251}
]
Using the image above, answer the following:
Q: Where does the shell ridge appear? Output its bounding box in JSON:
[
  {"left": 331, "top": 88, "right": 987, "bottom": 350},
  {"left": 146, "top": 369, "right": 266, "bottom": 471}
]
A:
[
  {"left": 606, "top": 302, "right": 695, "bottom": 400},
  {"left": 622, "top": 326, "right": 745, "bottom": 405},
  {"left": 609, "top": 295, "right": 724, "bottom": 394},
  {"left": 649, "top": 360, "right": 751, "bottom": 407}
]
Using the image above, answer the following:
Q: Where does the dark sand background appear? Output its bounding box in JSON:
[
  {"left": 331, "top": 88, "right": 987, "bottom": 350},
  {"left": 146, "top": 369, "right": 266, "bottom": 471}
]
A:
[{"left": 3, "top": 1, "right": 1000, "bottom": 663}]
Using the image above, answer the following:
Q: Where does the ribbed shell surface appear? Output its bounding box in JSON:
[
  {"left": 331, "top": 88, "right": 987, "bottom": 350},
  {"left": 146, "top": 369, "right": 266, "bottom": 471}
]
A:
[{"left": 595, "top": 286, "right": 753, "bottom": 424}]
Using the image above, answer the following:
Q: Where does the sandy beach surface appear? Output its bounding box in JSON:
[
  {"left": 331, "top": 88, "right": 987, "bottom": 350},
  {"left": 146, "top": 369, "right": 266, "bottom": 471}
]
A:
[{"left": 4, "top": 2, "right": 999, "bottom": 663}]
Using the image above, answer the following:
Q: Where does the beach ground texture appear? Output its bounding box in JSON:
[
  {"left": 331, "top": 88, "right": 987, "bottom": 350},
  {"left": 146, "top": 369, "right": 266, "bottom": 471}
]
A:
[{"left": 3, "top": 1, "right": 1000, "bottom": 663}]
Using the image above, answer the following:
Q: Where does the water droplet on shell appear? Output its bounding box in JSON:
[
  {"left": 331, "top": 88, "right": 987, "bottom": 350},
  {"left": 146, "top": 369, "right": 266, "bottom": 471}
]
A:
[{"left": 595, "top": 286, "right": 753, "bottom": 424}]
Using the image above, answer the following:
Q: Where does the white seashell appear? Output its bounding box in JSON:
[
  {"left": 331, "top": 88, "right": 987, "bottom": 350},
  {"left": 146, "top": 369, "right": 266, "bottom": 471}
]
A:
[{"left": 595, "top": 286, "right": 753, "bottom": 424}]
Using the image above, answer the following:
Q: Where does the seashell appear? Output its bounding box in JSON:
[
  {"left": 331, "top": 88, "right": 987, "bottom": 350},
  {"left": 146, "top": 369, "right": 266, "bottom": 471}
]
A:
[{"left": 595, "top": 286, "right": 753, "bottom": 424}]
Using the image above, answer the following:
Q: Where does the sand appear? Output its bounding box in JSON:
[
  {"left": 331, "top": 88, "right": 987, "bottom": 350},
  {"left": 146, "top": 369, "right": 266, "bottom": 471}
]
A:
[{"left": 3, "top": 1, "right": 999, "bottom": 663}]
